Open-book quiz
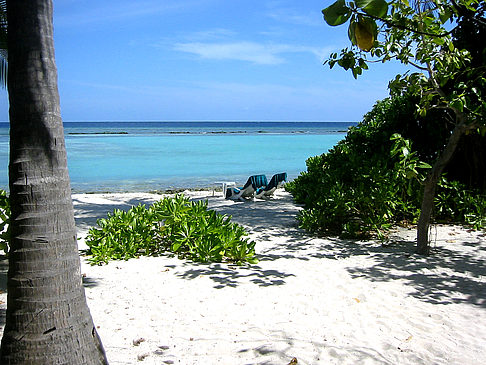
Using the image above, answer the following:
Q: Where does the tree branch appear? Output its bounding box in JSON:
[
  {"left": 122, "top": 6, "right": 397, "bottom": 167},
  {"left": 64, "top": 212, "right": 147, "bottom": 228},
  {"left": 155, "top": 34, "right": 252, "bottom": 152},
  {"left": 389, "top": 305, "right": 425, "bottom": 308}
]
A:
[
  {"left": 354, "top": 9, "right": 455, "bottom": 38},
  {"left": 407, "top": 59, "right": 428, "bottom": 71}
]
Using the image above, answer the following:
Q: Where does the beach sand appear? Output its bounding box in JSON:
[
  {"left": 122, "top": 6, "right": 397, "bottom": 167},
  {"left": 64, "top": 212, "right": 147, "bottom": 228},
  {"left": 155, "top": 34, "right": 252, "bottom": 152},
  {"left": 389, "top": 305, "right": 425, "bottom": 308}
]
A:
[{"left": 1, "top": 190, "right": 486, "bottom": 364}]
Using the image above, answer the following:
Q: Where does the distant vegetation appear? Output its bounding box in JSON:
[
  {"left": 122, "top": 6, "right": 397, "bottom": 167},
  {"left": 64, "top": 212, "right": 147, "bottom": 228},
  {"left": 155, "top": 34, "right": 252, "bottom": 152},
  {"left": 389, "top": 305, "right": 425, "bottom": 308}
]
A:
[
  {"left": 286, "top": 93, "right": 486, "bottom": 238},
  {"left": 68, "top": 131, "right": 129, "bottom": 135},
  {"left": 85, "top": 194, "right": 257, "bottom": 265}
]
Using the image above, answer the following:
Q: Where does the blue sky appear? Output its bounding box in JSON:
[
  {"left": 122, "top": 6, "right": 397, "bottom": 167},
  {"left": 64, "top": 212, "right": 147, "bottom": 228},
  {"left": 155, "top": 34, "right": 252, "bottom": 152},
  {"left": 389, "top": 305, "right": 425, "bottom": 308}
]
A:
[{"left": 0, "top": 0, "right": 409, "bottom": 122}]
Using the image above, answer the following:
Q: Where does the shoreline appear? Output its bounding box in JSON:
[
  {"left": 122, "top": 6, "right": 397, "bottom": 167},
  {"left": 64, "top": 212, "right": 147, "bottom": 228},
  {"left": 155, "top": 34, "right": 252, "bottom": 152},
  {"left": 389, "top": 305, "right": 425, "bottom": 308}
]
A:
[
  {"left": 1, "top": 190, "right": 486, "bottom": 364},
  {"left": 66, "top": 130, "right": 349, "bottom": 135}
]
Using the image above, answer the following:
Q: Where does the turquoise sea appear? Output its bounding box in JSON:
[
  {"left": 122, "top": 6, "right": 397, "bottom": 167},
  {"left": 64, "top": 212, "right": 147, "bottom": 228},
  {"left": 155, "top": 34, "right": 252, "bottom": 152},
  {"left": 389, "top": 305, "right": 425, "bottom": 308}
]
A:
[{"left": 0, "top": 121, "right": 355, "bottom": 193}]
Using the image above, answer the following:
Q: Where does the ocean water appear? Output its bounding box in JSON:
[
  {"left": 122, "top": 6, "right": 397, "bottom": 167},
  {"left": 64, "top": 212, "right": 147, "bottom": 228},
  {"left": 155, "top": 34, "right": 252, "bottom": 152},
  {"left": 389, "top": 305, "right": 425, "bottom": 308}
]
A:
[{"left": 0, "top": 121, "right": 355, "bottom": 192}]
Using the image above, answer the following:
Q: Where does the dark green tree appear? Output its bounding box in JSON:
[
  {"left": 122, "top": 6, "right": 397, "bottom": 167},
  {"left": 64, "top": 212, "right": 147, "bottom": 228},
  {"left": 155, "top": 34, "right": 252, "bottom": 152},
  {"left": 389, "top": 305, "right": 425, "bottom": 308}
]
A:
[
  {"left": 445, "top": 1, "right": 486, "bottom": 190},
  {"left": 322, "top": 0, "right": 486, "bottom": 254}
]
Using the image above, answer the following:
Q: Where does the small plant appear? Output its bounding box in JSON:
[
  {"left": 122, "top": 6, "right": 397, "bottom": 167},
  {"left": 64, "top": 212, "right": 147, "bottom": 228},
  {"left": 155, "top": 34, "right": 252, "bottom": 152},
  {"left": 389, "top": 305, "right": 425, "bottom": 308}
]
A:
[
  {"left": 85, "top": 204, "right": 157, "bottom": 262},
  {"left": 85, "top": 194, "right": 257, "bottom": 265},
  {"left": 390, "top": 133, "right": 431, "bottom": 183},
  {"left": 0, "top": 189, "right": 10, "bottom": 254}
]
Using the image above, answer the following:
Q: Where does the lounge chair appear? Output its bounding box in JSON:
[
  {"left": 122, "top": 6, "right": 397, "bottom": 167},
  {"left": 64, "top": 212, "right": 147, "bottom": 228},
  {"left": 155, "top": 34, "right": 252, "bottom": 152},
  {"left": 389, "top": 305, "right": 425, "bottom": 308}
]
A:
[
  {"left": 225, "top": 174, "right": 268, "bottom": 201},
  {"left": 255, "top": 172, "right": 287, "bottom": 198}
]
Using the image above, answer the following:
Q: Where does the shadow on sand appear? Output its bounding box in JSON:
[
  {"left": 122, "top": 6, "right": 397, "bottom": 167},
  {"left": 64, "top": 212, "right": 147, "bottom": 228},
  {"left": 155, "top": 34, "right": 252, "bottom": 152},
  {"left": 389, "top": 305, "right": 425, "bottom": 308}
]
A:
[
  {"left": 345, "top": 238, "right": 486, "bottom": 307},
  {"left": 72, "top": 191, "right": 486, "bottom": 308},
  {"left": 179, "top": 193, "right": 486, "bottom": 308},
  {"left": 72, "top": 195, "right": 162, "bottom": 229},
  {"left": 169, "top": 261, "right": 295, "bottom": 289}
]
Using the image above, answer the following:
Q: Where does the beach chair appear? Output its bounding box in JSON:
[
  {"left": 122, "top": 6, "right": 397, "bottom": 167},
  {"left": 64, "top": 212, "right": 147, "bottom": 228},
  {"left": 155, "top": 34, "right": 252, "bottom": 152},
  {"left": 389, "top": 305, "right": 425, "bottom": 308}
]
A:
[
  {"left": 255, "top": 172, "right": 287, "bottom": 198},
  {"left": 225, "top": 174, "right": 268, "bottom": 201}
]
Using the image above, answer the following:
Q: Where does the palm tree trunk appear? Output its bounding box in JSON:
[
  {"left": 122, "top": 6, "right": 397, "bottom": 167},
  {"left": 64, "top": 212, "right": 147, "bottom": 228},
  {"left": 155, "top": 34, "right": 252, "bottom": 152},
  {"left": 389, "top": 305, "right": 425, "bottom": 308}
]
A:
[
  {"left": 416, "top": 120, "right": 468, "bottom": 255},
  {"left": 0, "top": 1, "right": 108, "bottom": 363}
]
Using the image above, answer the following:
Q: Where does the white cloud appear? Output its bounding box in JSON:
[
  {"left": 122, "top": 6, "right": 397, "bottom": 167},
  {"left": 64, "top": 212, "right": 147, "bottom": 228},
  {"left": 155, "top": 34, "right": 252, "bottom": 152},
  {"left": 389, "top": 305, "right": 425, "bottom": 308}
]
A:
[
  {"left": 185, "top": 28, "right": 237, "bottom": 41},
  {"left": 266, "top": 9, "right": 323, "bottom": 27},
  {"left": 262, "top": 1, "right": 324, "bottom": 27},
  {"left": 173, "top": 41, "right": 331, "bottom": 65},
  {"left": 173, "top": 41, "right": 283, "bottom": 64}
]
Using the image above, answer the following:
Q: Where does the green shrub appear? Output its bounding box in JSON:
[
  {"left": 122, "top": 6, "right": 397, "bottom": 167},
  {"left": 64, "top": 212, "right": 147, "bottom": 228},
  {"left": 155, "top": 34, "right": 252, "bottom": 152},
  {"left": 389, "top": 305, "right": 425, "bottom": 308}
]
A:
[
  {"left": 435, "top": 178, "right": 486, "bottom": 229},
  {"left": 0, "top": 189, "right": 10, "bottom": 254},
  {"left": 287, "top": 94, "right": 486, "bottom": 238},
  {"left": 85, "top": 194, "right": 257, "bottom": 265},
  {"left": 287, "top": 127, "right": 424, "bottom": 237},
  {"left": 85, "top": 204, "right": 157, "bottom": 262}
]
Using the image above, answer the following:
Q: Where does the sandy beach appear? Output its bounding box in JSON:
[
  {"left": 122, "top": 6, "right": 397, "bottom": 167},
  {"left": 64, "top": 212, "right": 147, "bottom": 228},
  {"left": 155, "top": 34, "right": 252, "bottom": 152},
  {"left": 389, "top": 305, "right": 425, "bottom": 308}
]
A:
[{"left": 1, "top": 189, "right": 486, "bottom": 364}]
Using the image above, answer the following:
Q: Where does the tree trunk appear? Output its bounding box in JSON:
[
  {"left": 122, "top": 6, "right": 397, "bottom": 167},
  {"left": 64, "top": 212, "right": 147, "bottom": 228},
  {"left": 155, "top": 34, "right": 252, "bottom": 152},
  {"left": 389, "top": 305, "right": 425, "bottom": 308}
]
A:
[
  {"left": 416, "top": 120, "right": 468, "bottom": 255},
  {"left": 0, "top": 1, "right": 108, "bottom": 363}
]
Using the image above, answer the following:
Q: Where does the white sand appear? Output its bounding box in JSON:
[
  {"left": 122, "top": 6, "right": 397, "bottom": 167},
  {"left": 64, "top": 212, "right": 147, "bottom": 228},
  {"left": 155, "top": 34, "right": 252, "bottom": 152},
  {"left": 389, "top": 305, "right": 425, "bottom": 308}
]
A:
[{"left": 1, "top": 190, "right": 486, "bottom": 364}]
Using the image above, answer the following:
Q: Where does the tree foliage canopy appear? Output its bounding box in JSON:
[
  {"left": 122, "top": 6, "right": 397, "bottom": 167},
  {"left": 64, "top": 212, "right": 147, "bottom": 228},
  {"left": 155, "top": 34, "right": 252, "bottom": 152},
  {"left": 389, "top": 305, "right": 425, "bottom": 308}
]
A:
[
  {"left": 323, "top": 0, "right": 485, "bottom": 134},
  {"left": 286, "top": 93, "right": 486, "bottom": 238},
  {"left": 288, "top": 0, "right": 486, "bottom": 252}
]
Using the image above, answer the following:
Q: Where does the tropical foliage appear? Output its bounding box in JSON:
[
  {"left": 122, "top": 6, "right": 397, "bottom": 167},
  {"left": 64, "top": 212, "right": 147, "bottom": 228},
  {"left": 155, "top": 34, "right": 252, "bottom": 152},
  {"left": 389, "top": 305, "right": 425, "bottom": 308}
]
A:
[
  {"left": 321, "top": 0, "right": 486, "bottom": 253},
  {"left": 85, "top": 194, "right": 258, "bottom": 265},
  {"left": 286, "top": 93, "right": 486, "bottom": 238}
]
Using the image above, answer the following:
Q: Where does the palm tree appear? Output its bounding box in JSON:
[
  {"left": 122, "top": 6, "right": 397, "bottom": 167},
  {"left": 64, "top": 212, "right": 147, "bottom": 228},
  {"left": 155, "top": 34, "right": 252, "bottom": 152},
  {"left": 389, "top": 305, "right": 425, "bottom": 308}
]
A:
[
  {"left": 0, "top": 0, "right": 7, "bottom": 87},
  {"left": 0, "top": 1, "right": 108, "bottom": 363}
]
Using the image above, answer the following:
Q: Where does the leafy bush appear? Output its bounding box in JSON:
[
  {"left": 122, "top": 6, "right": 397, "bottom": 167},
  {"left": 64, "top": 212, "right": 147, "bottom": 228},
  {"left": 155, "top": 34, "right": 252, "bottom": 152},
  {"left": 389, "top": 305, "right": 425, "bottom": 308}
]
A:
[
  {"left": 286, "top": 94, "right": 486, "bottom": 238},
  {"left": 434, "top": 178, "right": 486, "bottom": 230},
  {"left": 85, "top": 194, "right": 257, "bottom": 265},
  {"left": 0, "top": 189, "right": 9, "bottom": 254}
]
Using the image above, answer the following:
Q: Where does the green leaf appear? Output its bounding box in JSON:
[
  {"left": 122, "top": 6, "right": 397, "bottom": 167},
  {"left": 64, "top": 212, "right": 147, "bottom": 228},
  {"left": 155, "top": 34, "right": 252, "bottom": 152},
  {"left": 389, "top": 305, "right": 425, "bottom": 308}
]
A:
[
  {"left": 358, "top": 58, "right": 369, "bottom": 70},
  {"left": 355, "top": 0, "right": 388, "bottom": 18},
  {"left": 390, "top": 133, "right": 402, "bottom": 141},
  {"left": 171, "top": 241, "right": 183, "bottom": 252},
  {"left": 417, "top": 162, "right": 432, "bottom": 169},
  {"left": 348, "top": 21, "right": 357, "bottom": 45},
  {"left": 322, "top": 0, "right": 352, "bottom": 26},
  {"left": 439, "top": 8, "right": 453, "bottom": 24},
  {"left": 450, "top": 98, "right": 464, "bottom": 112}
]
